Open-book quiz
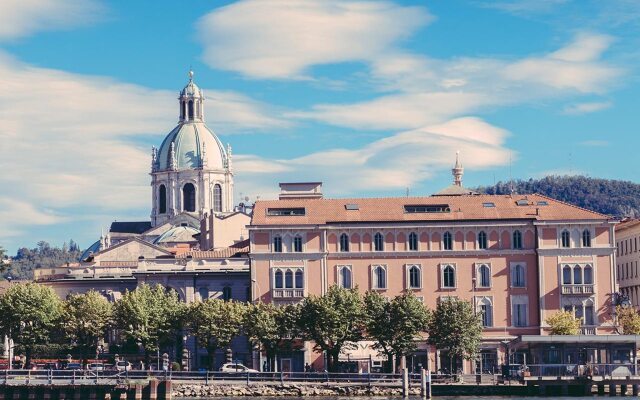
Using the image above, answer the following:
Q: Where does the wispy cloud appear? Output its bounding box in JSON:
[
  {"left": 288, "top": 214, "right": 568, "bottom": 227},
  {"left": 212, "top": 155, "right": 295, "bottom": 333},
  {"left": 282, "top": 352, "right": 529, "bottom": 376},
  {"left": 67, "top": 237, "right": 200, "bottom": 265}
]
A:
[
  {"left": 480, "top": 0, "right": 570, "bottom": 16},
  {"left": 0, "top": 0, "right": 105, "bottom": 41},
  {"left": 563, "top": 101, "right": 612, "bottom": 115},
  {"left": 235, "top": 117, "right": 513, "bottom": 198},
  {"left": 579, "top": 140, "right": 610, "bottom": 147},
  {"left": 197, "top": 0, "right": 432, "bottom": 79}
]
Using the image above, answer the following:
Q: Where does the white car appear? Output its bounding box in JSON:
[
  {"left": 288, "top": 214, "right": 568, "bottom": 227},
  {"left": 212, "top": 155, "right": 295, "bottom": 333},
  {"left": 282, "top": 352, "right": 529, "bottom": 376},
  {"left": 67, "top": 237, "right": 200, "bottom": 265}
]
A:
[
  {"left": 115, "top": 361, "right": 132, "bottom": 372},
  {"left": 219, "top": 363, "right": 258, "bottom": 373}
]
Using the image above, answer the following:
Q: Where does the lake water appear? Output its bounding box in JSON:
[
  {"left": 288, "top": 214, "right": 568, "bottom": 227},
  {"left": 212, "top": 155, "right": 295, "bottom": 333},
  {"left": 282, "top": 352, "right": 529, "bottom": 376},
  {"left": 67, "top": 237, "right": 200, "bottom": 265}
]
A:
[{"left": 176, "top": 397, "right": 597, "bottom": 400}]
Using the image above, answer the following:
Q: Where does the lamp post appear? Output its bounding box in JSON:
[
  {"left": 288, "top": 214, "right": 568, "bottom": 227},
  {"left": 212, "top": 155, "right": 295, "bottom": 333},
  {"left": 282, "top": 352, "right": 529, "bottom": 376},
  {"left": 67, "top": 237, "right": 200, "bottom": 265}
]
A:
[{"left": 251, "top": 278, "right": 261, "bottom": 303}]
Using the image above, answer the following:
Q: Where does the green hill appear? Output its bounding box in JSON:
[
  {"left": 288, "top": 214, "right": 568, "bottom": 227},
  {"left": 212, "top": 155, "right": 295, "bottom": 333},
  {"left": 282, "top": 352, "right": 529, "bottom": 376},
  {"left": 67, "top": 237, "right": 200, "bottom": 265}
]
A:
[{"left": 476, "top": 175, "right": 640, "bottom": 218}]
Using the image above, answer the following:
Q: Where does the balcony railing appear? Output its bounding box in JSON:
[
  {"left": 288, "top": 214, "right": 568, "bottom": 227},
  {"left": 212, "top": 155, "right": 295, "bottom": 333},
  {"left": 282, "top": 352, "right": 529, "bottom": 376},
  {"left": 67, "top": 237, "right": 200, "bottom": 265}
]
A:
[
  {"left": 561, "top": 284, "right": 594, "bottom": 295},
  {"left": 272, "top": 289, "right": 304, "bottom": 298},
  {"left": 581, "top": 326, "right": 596, "bottom": 335}
]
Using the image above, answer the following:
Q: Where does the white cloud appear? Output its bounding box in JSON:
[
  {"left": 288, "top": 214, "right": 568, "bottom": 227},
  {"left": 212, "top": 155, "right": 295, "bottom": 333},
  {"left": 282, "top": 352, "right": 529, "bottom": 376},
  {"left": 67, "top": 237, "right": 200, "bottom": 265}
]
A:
[
  {"left": 480, "top": 0, "right": 570, "bottom": 15},
  {"left": 197, "top": 0, "right": 432, "bottom": 79},
  {"left": 293, "top": 33, "right": 621, "bottom": 131},
  {"left": 563, "top": 101, "right": 612, "bottom": 115},
  {"left": 235, "top": 117, "right": 513, "bottom": 197},
  {"left": 0, "top": 197, "right": 65, "bottom": 239},
  {"left": 0, "top": 52, "right": 292, "bottom": 230},
  {"left": 0, "top": 0, "right": 105, "bottom": 41}
]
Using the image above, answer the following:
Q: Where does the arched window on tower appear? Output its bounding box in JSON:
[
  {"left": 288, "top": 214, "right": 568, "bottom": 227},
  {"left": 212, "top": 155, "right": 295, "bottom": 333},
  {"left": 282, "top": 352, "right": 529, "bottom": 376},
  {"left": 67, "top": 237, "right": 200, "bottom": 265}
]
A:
[
  {"left": 183, "top": 183, "right": 196, "bottom": 212},
  {"left": 180, "top": 101, "right": 185, "bottom": 120},
  {"left": 188, "top": 100, "right": 194, "bottom": 120},
  {"left": 159, "top": 184, "right": 167, "bottom": 214},
  {"left": 213, "top": 184, "right": 222, "bottom": 212}
]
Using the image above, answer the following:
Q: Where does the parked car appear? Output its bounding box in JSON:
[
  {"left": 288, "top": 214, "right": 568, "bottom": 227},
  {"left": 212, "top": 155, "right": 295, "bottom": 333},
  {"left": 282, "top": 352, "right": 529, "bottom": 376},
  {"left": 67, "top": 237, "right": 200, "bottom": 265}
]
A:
[
  {"left": 219, "top": 363, "right": 258, "bottom": 373},
  {"left": 66, "top": 363, "right": 82, "bottom": 370},
  {"left": 115, "top": 361, "right": 132, "bottom": 372},
  {"left": 87, "top": 363, "right": 105, "bottom": 371}
]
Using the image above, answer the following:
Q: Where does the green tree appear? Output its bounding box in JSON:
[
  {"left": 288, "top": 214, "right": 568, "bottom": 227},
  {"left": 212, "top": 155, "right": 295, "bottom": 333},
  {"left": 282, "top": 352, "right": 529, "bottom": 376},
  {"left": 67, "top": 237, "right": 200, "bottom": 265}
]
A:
[
  {"left": 114, "top": 284, "right": 184, "bottom": 365},
  {"left": 244, "top": 302, "right": 301, "bottom": 371},
  {"left": 64, "top": 290, "right": 113, "bottom": 364},
  {"left": 0, "top": 282, "right": 64, "bottom": 367},
  {"left": 187, "top": 299, "right": 246, "bottom": 369},
  {"left": 545, "top": 311, "right": 581, "bottom": 335},
  {"left": 365, "top": 291, "right": 431, "bottom": 372},
  {"left": 298, "top": 285, "right": 366, "bottom": 372},
  {"left": 617, "top": 306, "right": 640, "bottom": 334},
  {"left": 427, "top": 298, "right": 482, "bottom": 363}
]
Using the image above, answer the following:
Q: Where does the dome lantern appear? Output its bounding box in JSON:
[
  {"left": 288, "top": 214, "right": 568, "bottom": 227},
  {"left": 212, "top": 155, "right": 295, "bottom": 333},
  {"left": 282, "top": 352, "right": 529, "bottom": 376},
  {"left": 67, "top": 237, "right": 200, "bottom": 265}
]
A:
[{"left": 179, "top": 68, "right": 205, "bottom": 123}]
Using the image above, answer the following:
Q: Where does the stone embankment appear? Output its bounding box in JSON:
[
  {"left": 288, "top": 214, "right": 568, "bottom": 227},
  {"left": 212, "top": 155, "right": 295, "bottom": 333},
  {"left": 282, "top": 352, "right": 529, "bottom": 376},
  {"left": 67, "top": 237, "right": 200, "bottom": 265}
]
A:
[
  {"left": 173, "top": 384, "right": 414, "bottom": 397},
  {"left": 173, "top": 383, "right": 530, "bottom": 397}
]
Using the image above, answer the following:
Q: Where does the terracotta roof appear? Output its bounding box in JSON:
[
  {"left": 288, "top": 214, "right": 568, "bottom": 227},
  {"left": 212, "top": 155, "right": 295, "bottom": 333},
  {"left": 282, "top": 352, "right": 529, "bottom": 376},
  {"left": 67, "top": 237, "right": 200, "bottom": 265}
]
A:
[
  {"left": 616, "top": 218, "right": 640, "bottom": 233},
  {"left": 178, "top": 239, "right": 250, "bottom": 259},
  {"left": 251, "top": 194, "right": 610, "bottom": 226}
]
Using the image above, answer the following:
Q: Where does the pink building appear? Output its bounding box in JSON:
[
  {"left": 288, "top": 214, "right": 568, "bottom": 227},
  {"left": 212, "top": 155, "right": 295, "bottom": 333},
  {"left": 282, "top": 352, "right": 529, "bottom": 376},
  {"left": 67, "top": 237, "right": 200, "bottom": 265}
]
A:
[{"left": 249, "top": 176, "right": 618, "bottom": 373}]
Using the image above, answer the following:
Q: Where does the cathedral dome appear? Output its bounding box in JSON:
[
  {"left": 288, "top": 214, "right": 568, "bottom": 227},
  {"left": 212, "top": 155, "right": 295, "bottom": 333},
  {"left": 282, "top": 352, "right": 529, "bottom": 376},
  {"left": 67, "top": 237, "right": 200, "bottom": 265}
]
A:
[{"left": 157, "top": 122, "right": 227, "bottom": 170}]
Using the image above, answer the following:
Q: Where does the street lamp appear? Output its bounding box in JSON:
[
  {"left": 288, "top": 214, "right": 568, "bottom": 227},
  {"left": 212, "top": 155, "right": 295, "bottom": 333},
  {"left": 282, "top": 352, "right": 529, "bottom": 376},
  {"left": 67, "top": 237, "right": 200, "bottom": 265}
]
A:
[{"left": 251, "top": 278, "right": 261, "bottom": 303}]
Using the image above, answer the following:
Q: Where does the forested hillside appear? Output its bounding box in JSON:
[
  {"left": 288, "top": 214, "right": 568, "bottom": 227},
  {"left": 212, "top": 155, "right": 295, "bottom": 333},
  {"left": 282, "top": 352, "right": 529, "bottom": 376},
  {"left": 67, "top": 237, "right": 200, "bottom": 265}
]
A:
[
  {"left": 1, "top": 240, "right": 82, "bottom": 280},
  {"left": 476, "top": 175, "right": 640, "bottom": 218}
]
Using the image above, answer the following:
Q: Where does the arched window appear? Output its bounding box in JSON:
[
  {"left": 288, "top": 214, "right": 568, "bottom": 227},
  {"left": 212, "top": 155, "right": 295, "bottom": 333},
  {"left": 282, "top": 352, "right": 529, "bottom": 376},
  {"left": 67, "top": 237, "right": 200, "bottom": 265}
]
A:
[
  {"left": 562, "top": 265, "right": 572, "bottom": 284},
  {"left": 373, "top": 266, "right": 386, "bottom": 289},
  {"left": 374, "top": 233, "right": 384, "bottom": 251},
  {"left": 511, "top": 264, "right": 525, "bottom": 287},
  {"left": 180, "top": 101, "right": 185, "bottom": 119},
  {"left": 222, "top": 286, "right": 232, "bottom": 301},
  {"left": 340, "top": 233, "right": 350, "bottom": 252},
  {"left": 409, "top": 265, "right": 421, "bottom": 289},
  {"left": 573, "top": 265, "right": 582, "bottom": 284},
  {"left": 478, "top": 265, "right": 490, "bottom": 288},
  {"left": 478, "top": 231, "right": 487, "bottom": 250},
  {"left": 285, "top": 270, "right": 294, "bottom": 289},
  {"left": 273, "top": 236, "right": 282, "bottom": 253},
  {"left": 274, "top": 270, "right": 283, "bottom": 289},
  {"left": 188, "top": 100, "right": 194, "bottom": 119},
  {"left": 513, "top": 230, "right": 523, "bottom": 249},
  {"left": 561, "top": 230, "right": 570, "bottom": 248},
  {"left": 443, "top": 265, "right": 455, "bottom": 288},
  {"left": 339, "top": 266, "right": 352, "bottom": 289},
  {"left": 478, "top": 298, "right": 493, "bottom": 327},
  {"left": 293, "top": 236, "right": 303, "bottom": 253},
  {"left": 408, "top": 232, "right": 418, "bottom": 251},
  {"left": 213, "top": 184, "right": 222, "bottom": 212},
  {"left": 443, "top": 232, "right": 453, "bottom": 250},
  {"left": 584, "top": 265, "right": 593, "bottom": 284},
  {"left": 295, "top": 269, "right": 304, "bottom": 289},
  {"left": 183, "top": 183, "right": 196, "bottom": 212},
  {"left": 159, "top": 184, "right": 167, "bottom": 214},
  {"left": 582, "top": 229, "right": 591, "bottom": 247}
]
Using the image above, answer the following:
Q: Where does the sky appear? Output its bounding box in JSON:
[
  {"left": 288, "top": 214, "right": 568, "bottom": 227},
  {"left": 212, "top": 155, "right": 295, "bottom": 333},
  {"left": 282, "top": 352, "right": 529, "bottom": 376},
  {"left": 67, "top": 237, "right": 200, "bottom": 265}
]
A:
[{"left": 1, "top": 0, "right": 639, "bottom": 254}]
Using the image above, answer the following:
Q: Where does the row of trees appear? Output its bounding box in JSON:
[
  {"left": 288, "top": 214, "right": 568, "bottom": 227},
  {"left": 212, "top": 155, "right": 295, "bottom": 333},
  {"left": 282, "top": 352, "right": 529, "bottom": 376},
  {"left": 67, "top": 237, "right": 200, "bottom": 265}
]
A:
[
  {"left": 1, "top": 240, "right": 82, "bottom": 280},
  {"left": 0, "top": 283, "right": 483, "bottom": 372}
]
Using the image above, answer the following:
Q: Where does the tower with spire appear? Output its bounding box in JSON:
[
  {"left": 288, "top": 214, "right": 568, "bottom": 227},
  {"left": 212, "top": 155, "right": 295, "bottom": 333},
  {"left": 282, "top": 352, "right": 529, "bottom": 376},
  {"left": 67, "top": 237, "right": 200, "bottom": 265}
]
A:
[
  {"left": 149, "top": 69, "right": 235, "bottom": 227},
  {"left": 433, "top": 152, "right": 478, "bottom": 196},
  {"left": 452, "top": 151, "right": 464, "bottom": 187}
]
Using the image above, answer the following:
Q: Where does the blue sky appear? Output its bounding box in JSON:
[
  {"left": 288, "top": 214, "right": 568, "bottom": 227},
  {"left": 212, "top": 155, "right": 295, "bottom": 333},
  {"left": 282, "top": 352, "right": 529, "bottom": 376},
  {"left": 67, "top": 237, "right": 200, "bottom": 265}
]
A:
[{"left": 1, "top": 0, "right": 639, "bottom": 254}]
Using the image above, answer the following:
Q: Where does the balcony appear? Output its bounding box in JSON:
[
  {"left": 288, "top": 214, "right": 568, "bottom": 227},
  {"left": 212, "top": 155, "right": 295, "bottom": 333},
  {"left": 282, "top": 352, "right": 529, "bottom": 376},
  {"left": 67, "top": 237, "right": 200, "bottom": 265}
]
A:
[
  {"left": 272, "top": 289, "right": 304, "bottom": 299},
  {"left": 561, "top": 284, "right": 594, "bottom": 295},
  {"left": 581, "top": 326, "right": 596, "bottom": 335}
]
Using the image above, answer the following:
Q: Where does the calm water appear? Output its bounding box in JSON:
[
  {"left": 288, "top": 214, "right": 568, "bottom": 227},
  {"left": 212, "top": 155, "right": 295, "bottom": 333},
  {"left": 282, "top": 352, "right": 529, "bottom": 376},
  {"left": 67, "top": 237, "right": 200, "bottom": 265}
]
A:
[{"left": 175, "top": 397, "right": 597, "bottom": 400}]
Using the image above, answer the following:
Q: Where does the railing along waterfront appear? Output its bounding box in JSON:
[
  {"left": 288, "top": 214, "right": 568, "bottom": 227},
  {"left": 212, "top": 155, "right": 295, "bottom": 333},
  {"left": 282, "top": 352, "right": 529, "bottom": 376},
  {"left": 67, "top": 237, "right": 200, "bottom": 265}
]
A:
[
  {"left": 524, "top": 363, "right": 636, "bottom": 378},
  {"left": 1, "top": 369, "right": 462, "bottom": 386}
]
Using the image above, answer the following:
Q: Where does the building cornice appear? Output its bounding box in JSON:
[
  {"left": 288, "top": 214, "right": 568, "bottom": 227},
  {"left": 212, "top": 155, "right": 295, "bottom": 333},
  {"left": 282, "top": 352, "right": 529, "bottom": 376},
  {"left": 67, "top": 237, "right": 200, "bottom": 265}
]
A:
[{"left": 537, "top": 247, "right": 615, "bottom": 257}]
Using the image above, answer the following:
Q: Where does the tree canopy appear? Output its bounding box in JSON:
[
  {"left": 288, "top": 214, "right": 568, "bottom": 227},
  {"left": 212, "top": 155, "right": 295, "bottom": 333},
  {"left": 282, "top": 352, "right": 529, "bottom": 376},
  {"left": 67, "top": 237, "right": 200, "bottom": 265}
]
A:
[
  {"left": 114, "top": 284, "right": 184, "bottom": 363},
  {"left": 545, "top": 311, "right": 582, "bottom": 335},
  {"left": 0, "top": 282, "right": 64, "bottom": 366},
  {"left": 365, "top": 291, "right": 430, "bottom": 372},
  {"left": 187, "top": 298, "right": 246, "bottom": 369},
  {"left": 427, "top": 298, "right": 482, "bottom": 361},
  {"left": 298, "top": 285, "right": 366, "bottom": 372},
  {"left": 64, "top": 290, "right": 114, "bottom": 363},
  {"left": 617, "top": 306, "right": 640, "bottom": 334},
  {"left": 2, "top": 240, "right": 82, "bottom": 280}
]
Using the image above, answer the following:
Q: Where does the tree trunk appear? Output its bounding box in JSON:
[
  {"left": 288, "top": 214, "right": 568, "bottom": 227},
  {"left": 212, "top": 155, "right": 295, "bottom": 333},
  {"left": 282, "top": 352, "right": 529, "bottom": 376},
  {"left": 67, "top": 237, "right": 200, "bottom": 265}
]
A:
[
  {"left": 25, "top": 346, "right": 32, "bottom": 369},
  {"left": 208, "top": 345, "right": 218, "bottom": 371},
  {"left": 328, "top": 349, "right": 340, "bottom": 372},
  {"left": 385, "top": 350, "right": 394, "bottom": 373},
  {"left": 265, "top": 349, "right": 276, "bottom": 372}
]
